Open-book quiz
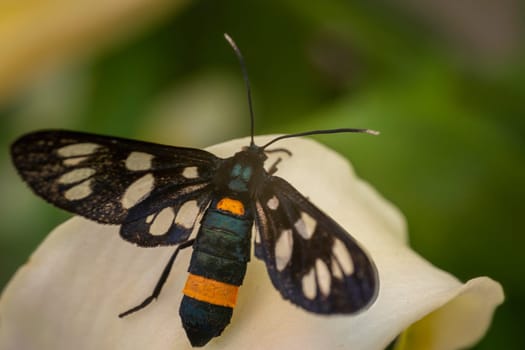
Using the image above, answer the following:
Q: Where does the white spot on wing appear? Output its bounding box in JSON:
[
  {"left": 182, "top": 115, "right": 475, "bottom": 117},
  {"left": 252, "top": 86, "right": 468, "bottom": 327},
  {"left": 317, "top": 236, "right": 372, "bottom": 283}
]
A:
[
  {"left": 175, "top": 200, "right": 200, "bottom": 229},
  {"left": 57, "top": 143, "right": 100, "bottom": 157},
  {"left": 64, "top": 179, "right": 93, "bottom": 200},
  {"left": 331, "top": 257, "right": 344, "bottom": 279},
  {"left": 267, "top": 196, "right": 279, "bottom": 210},
  {"left": 294, "top": 212, "right": 317, "bottom": 239},
  {"left": 302, "top": 267, "right": 317, "bottom": 300},
  {"left": 149, "top": 207, "right": 175, "bottom": 235},
  {"left": 58, "top": 168, "right": 95, "bottom": 184},
  {"left": 182, "top": 166, "right": 199, "bottom": 179},
  {"left": 125, "top": 152, "right": 153, "bottom": 171},
  {"left": 121, "top": 173, "right": 154, "bottom": 209},
  {"left": 146, "top": 214, "right": 155, "bottom": 224},
  {"left": 63, "top": 156, "right": 88, "bottom": 166},
  {"left": 316, "top": 259, "right": 331, "bottom": 296},
  {"left": 332, "top": 238, "right": 354, "bottom": 275},
  {"left": 275, "top": 229, "right": 293, "bottom": 271}
]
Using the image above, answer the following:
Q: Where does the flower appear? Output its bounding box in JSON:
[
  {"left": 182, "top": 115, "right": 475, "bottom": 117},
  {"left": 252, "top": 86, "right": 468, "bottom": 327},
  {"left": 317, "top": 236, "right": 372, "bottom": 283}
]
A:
[{"left": 0, "top": 136, "right": 503, "bottom": 349}]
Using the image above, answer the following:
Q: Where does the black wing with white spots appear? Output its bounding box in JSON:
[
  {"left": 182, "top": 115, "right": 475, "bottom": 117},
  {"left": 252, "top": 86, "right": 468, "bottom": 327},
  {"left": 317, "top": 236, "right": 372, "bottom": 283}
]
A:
[
  {"left": 254, "top": 176, "right": 378, "bottom": 314},
  {"left": 11, "top": 130, "right": 219, "bottom": 246}
]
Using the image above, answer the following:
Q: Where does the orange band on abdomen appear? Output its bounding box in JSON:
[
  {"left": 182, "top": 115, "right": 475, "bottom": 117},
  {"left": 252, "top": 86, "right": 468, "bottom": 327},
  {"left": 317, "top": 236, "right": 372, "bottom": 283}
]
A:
[
  {"left": 183, "top": 273, "right": 239, "bottom": 308},
  {"left": 216, "top": 197, "right": 245, "bottom": 216}
]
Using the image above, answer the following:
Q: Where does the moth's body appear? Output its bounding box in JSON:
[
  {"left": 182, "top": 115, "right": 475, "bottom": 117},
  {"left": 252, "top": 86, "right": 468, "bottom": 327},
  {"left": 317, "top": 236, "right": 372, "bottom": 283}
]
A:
[
  {"left": 180, "top": 197, "right": 252, "bottom": 346},
  {"left": 181, "top": 148, "right": 263, "bottom": 346}
]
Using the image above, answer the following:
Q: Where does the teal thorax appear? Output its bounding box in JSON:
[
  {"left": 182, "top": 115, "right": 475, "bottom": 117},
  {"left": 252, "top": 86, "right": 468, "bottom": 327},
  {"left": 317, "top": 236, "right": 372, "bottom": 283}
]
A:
[{"left": 228, "top": 163, "right": 252, "bottom": 192}]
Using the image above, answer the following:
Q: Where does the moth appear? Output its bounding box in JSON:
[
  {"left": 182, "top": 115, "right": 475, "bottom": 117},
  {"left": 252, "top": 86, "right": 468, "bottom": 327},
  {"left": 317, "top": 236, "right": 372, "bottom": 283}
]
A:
[{"left": 10, "top": 34, "right": 379, "bottom": 347}]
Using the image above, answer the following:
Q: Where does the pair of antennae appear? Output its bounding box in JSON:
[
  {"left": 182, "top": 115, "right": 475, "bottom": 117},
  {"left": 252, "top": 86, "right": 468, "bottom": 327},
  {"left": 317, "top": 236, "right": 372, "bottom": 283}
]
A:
[{"left": 223, "top": 33, "right": 379, "bottom": 149}]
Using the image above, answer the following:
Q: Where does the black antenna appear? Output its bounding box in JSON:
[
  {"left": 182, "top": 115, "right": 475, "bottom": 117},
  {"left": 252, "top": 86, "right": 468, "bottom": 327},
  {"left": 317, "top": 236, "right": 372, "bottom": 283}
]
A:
[
  {"left": 223, "top": 34, "right": 379, "bottom": 150},
  {"left": 261, "top": 128, "right": 380, "bottom": 149},
  {"left": 224, "top": 33, "right": 255, "bottom": 147}
]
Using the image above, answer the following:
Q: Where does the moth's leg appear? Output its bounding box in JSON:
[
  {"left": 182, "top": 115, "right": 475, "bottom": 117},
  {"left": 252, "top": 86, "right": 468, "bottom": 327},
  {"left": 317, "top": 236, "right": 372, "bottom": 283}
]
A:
[
  {"left": 267, "top": 157, "right": 283, "bottom": 175},
  {"left": 265, "top": 147, "right": 292, "bottom": 156},
  {"left": 119, "top": 239, "right": 195, "bottom": 318},
  {"left": 265, "top": 148, "right": 292, "bottom": 175}
]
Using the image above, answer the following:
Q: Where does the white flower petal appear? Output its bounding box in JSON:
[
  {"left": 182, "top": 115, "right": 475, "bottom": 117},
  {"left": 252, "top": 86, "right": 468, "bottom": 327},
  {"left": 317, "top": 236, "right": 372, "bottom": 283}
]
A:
[
  {"left": 397, "top": 277, "right": 504, "bottom": 350},
  {"left": 0, "top": 136, "right": 503, "bottom": 350}
]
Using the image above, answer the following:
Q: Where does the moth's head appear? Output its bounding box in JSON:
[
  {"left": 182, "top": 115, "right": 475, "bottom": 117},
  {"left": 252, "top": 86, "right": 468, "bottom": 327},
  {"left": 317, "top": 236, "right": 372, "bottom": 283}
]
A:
[{"left": 233, "top": 145, "right": 268, "bottom": 171}]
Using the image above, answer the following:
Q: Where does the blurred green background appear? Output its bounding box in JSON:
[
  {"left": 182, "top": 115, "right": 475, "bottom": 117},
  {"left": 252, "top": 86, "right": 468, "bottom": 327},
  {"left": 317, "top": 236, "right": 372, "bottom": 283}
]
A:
[{"left": 1, "top": 1, "right": 523, "bottom": 348}]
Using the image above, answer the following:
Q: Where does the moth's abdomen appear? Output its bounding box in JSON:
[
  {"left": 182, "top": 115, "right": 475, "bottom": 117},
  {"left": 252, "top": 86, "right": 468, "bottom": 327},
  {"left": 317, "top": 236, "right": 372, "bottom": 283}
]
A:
[{"left": 180, "top": 197, "right": 252, "bottom": 347}]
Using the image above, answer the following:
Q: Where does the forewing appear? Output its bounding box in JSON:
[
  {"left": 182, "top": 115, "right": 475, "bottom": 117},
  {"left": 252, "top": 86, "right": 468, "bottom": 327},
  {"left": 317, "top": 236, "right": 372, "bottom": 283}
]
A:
[
  {"left": 254, "top": 176, "right": 378, "bottom": 314},
  {"left": 11, "top": 130, "right": 219, "bottom": 245},
  {"left": 121, "top": 182, "right": 213, "bottom": 246}
]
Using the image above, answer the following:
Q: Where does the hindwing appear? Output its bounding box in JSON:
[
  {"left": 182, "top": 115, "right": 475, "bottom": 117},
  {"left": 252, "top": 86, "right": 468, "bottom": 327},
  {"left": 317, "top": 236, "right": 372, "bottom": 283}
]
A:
[{"left": 254, "top": 176, "right": 378, "bottom": 313}]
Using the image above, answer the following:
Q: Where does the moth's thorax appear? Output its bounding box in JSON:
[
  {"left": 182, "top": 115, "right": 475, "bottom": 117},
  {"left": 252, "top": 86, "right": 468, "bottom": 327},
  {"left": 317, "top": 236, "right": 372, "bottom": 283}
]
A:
[
  {"left": 216, "top": 145, "right": 267, "bottom": 195},
  {"left": 228, "top": 163, "right": 252, "bottom": 192}
]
